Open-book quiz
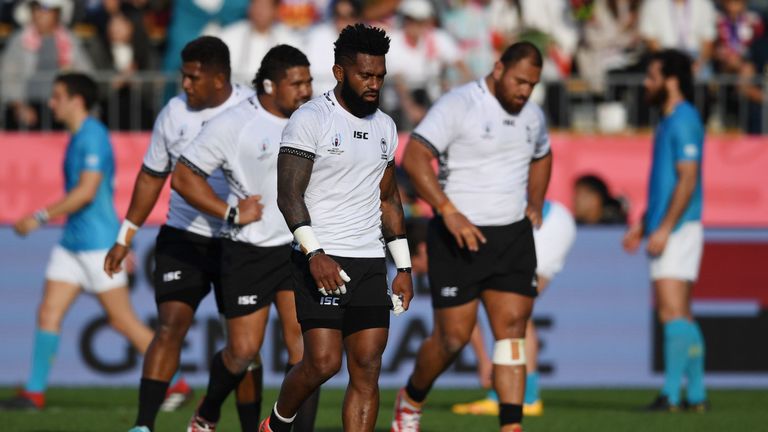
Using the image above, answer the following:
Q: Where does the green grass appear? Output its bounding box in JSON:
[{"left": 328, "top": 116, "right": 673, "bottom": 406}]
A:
[{"left": 2, "top": 387, "right": 767, "bottom": 431}]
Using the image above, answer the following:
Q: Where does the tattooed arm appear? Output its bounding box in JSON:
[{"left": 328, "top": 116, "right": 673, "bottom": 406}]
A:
[{"left": 380, "top": 162, "right": 413, "bottom": 311}]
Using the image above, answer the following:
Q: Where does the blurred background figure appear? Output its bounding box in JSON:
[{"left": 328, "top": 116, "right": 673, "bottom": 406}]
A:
[
  {"left": 387, "top": 0, "right": 473, "bottom": 128},
  {"left": 305, "top": 0, "right": 361, "bottom": 95},
  {"left": 218, "top": 0, "right": 301, "bottom": 84},
  {"left": 1, "top": 0, "right": 92, "bottom": 129},
  {"left": 441, "top": 0, "right": 497, "bottom": 80},
  {"left": 572, "top": 174, "right": 628, "bottom": 225}
]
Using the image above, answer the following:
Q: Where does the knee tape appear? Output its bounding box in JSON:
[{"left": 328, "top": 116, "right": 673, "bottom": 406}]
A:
[{"left": 492, "top": 338, "right": 526, "bottom": 366}]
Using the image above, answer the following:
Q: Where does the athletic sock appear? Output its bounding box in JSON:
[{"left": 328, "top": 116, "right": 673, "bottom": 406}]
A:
[
  {"left": 404, "top": 377, "right": 430, "bottom": 404},
  {"left": 524, "top": 372, "right": 540, "bottom": 404},
  {"left": 269, "top": 403, "right": 296, "bottom": 432},
  {"left": 198, "top": 351, "right": 247, "bottom": 423},
  {"left": 134, "top": 378, "right": 169, "bottom": 429},
  {"left": 486, "top": 390, "right": 499, "bottom": 402},
  {"left": 286, "top": 363, "right": 320, "bottom": 432},
  {"left": 499, "top": 403, "right": 523, "bottom": 427},
  {"left": 661, "top": 319, "right": 689, "bottom": 405},
  {"left": 685, "top": 321, "right": 707, "bottom": 404},
  {"left": 25, "top": 329, "right": 59, "bottom": 393},
  {"left": 169, "top": 371, "right": 181, "bottom": 387},
  {"left": 236, "top": 402, "right": 261, "bottom": 431}
]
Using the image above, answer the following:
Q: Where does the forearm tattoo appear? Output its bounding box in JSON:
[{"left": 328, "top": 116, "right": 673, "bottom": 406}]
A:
[{"left": 277, "top": 152, "right": 314, "bottom": 229}]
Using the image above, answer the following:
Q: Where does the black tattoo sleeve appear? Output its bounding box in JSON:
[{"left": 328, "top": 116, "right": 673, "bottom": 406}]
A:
[
  {"left": 379, "top": 163, "right": 407, "bottom": 240},
  {"left": 277, "top": 151, "right": 314, "bottom": 229}
]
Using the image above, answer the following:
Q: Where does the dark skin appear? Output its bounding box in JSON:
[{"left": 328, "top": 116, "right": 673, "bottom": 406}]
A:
[
  {"left": 274, "top": 53, "right": 412, "bottom": 432},
  {"left": 401, "top": 56, "right": 547, "bottom": 431}
]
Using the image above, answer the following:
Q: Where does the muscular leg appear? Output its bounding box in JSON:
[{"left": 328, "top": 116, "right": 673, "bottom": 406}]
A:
[
  {"left": 96, "top": 286, "right": 154, "bottom": 353},
  {"left": 275, "top": 291, "right": 320, "bottom": 432},
  {"left": 270, "top": 328, "right": 343, "bottom": 431},
  {"left": 343, "top": 327, "right": 389, "bottom": 432},
  {"left": 407, "top": 300, "right": 478, "bottom": 402},
  {"left": 197, "top": 306, "right": 271, "bottom": 423},
  {"left": 655, "top": 278, "right": 694, "bottom": 406},
  {"left": 482, "top": 289, "right": 534, "bottom": 431},
  {"left": 234, "top": 354, "right": 263, "bottom": 432}
]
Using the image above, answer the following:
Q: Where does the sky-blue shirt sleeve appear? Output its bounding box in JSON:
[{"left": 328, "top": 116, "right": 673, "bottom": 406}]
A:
[
  {"left": 79, "top": 129, "right": 109, "bottom": 173},
  {"left": 671, "top": 114, "right": 702, "bottom": 163}
]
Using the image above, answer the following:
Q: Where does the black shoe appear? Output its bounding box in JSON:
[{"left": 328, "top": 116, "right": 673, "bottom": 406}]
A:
[
  {"left": 644, "top": 395, "right": 680, "bottom": 412},
  {"left": 684, "top": 399, "right": 711, "bottom": 413},
  {"left": 0, "top": 395, "right": 41, "bottom": 411}
]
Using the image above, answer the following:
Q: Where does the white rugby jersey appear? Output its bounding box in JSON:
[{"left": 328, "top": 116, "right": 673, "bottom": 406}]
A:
[
  {"left": 142, "top": 84, "right": 253, "bottom": 237},
  {"left": 412, "top": 79, "right": 551, "bottom": 226},
  {"left": 280, "top": 91, "right": 398, "bottom": 258},
  {"left": 181, "top": 95, "right": 293, "bottom": 247}
]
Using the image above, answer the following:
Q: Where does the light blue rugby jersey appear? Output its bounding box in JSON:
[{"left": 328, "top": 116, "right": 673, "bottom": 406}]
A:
[
  {"left": 60, "top": 117, "right": 119, "bottom": 251},
  {"left": 644, "top": 101, "right": 704, "bottom": 235}
]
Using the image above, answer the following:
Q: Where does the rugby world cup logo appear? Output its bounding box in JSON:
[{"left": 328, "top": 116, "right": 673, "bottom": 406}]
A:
[
  {"left": 380, "top": 137, "right": 388, "bottom": 160},
  {"left": 328, "top": 132, "right": 344, "bottom": 155}
]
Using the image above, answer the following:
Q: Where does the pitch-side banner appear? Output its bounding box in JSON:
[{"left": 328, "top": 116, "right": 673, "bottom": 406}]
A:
[{"left": 0, "top": 227, "right": 767, "bottom": 388}]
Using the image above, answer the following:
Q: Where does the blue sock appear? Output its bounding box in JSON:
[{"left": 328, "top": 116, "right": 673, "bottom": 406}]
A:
[
  {"left": 486, "top": 390, "right": 498, "bottom": 402},
  {"left": 169, "top": 371, "right": 181, "bottom": 387},
  {"left": 25, "top": 329, "right": 60, "bottom": 393},
  {"left": 524, "top": 372, "right": 540, "bottom": 404},
  {"left": 685, "top": 321, "right": 707, "bottom": 404},
  {"left": 661, "top": 320, "right": 689, "bottom": 405}
]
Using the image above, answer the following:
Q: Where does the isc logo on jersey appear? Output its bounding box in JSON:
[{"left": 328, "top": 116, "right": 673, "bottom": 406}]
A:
[
  {"left": 238, "top": 295, "right": 258, "bottom": 305},
  {"left": 319, "top": 296, "right": 340, "bottom": 306},
  {"left": 163, "top": 271, "right": 182, "bottom": 282}
]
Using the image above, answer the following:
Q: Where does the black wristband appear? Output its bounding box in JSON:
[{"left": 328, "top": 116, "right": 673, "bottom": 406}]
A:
[
  {"left": 385, "top": 234, "right": 408, "bottom": 243},
  {"left": 227, "top": 206, "right": 239, "bottom": 225},
  {"left": 307, "top": 248, "right": 325, "bottom": 261},
  {"left": 397, "top": 268, "right": 412, "bottom": 273}
]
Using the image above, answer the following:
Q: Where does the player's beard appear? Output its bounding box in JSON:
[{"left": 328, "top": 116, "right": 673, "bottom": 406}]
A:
[
  {"left": 340, "top": 78, "right": 379, "bottom": 117},
  {"left": 645, "top": 86, "right": 668, "bottom": 108}
]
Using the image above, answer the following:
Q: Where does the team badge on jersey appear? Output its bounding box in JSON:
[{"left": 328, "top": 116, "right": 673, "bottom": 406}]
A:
[
  {"left": 328, "top": 133, "right": 344, "bottom": 155},
  {"left": 380, "top": 138, "right": 388, "bottom": 160},
  {"left": 481, "top": 121, "right": 494, "bottom": 140},
  {"left": 258, "top": 138, "right": 271, "bottom": 161}
]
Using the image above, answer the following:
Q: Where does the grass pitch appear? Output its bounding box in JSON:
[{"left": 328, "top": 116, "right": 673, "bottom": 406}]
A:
[{"left": 2, "top": 387, "right": 766, "bottom": 431}]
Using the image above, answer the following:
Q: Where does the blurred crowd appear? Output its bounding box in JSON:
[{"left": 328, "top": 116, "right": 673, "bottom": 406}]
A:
[{"left": 2, "top": 0, "right": 768, "bottom": 132}]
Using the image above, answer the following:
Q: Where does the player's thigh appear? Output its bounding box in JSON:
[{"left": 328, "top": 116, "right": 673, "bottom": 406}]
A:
[
  {"left": 536, "top": 276, "right": 551, "bottom": 297},
  {"left": 302, "top": 327, "right": 344, "bottom": 376},
  {"left": 225, "top": 306, "right": 271, "bottom": 359},
  {"left": 433, "top": 300, "right": 480, "bottom": 347},
  {"left": 38, "top": 279, "right": 81, "bottom": 329},
  {"left": 344, "top": 326, "right": 388, "bottom": 378},
  {"left": 275, "top": 290, "right": 304, "bottom": 360},
  {"left": 481, "top": 290, "right": 534, "bottom": 339},
  {"left": 96, "top": 285, "right": 144, "bottom": 326},
  {"left": 654, "top": 279, "right": 692, "bottom": 322},
  {"left": 155, "top": 300, "right": 196, "bottom": 338}
]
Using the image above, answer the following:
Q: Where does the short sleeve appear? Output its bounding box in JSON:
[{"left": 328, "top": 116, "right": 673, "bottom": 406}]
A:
[
  {"left": 181, "top": 114, "right": 235, "bottom": 176},
  {"left": 533, "top": 109, "right": 551, "bottom": 160},
  {"left": 388, "top": 120, "right": 399, "bottom": 163},
  {"left": 411, "top": 91, "right": 462, "bottom": 155},
  {"left": 698, "top": 0, "right": 717, "bottom": 42},
  {"left": 142, "top": 104, "right": 173, "bottom": 175},
  {"left": 281, "top": 106, "right": 322, "bottom": 154},
  {"left": 671, "top": 119, "right": 702, "bottom": 163},
  {"left": 79, "top": 129, "right": 109, "bottom": 172}
]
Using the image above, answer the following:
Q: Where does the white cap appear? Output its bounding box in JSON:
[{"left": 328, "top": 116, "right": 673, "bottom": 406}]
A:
[
  {"left": 398, "top": 0, "right": 433, "bottom": 21},
  {"left": 14, "top": 0, "right": 74, "bottom": 27}
]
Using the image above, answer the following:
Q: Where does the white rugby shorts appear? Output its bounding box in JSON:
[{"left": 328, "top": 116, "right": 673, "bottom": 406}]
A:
[
  {"left": 533, "top": 202, "right": 577, "bottom": 280},
  {"left": 45, "top": 245, "right": 128, "bottom": 293},
  {"left": 649, "top": 221, "right": 704, "bottom": 282}
]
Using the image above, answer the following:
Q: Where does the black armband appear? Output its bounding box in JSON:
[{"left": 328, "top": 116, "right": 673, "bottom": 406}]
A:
[
  {"left": 280, "top": 146, "right": 316, "bottom": 161},
  {"left": 141, "top": 164, "right": 170, "bottom": 178},
  {"left": 178, "top": 156, "right": 209, "bottom": 178}
]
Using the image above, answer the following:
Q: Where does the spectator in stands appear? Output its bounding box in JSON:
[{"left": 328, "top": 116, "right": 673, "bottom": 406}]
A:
[
  {"left": 577, "top": 0, "right": 643, "bottom": 92},
  {"left": 441, "top": 0, "right": 497, "bottom": 80},
  {"left": 638, "top": 0, "right": 717, "bottom": 77},
  {"left": 278, "top": 0, "right": 331, "bottom": 30},
  {"left": 1, "top": 0, "right": 92, "bottom": 129},
  {"left": 305, "top": 0, "right": 361, "bottom": 95},
  {"left": 218, "top": 0, "right": 301, "bottom": 84},
  {"left": 162, "top": 0, "right": 248, "bottom": 74},
  {"left": 387, "top": 0, "right": 472, "bottom": 127},
  {"left": 572, "top": 174, "right": 627, "bottom": 225}
]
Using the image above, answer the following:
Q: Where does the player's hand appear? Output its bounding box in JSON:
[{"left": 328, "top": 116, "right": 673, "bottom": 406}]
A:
[
  {"left": 391, "top": 272, "right": 413, "bottom": 315},
  {"left": 104, "top": 243, "right": 129, "bottom": 278},
  {"left": 237, "top": 195, "right": 264, "bottom": 224},
  {"left": 13, "top": 216, "right": 40, "bottom": 237},
  {"left": 525, "top": 203, "right": 543, "bottom": 229},
  {"left": 622, "top": 223, "right": 643, "bottom": 253},
  {"left": 646, "top": 226, "right": 671, "bottom": 257},
  {"left": 309, "top": 253, "right": 350, "bottom": 296},
  {"left": 443, "top": 212, "right": 487, "bottom": 252}
]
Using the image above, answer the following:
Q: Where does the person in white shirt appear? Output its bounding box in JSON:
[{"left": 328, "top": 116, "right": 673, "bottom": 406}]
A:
[
  {"left": 102, "top": 37, "right": 260, "bottom": 432},
  {"left": 218, "top": 0, "right": 302, "bottom": 85},
  {"left": 305, "top": 0, "right": 361, "bottom": 95},
  {"left": 173, "top": 45, "right": 318, "bottom": 432},
  {"left": 391, "top": 42, "right": 552, "bottom": 432},
  {"left": 260, "top": 24, "right": 413, "bottom": 432}
]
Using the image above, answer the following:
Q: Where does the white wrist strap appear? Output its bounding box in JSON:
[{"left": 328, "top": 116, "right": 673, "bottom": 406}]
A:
[
  {"left": 387, "top": 238, "right": 412, "bottom": 269},
  {"left": 117, "top": 219, "right": 140, "bottom": 247},
  {"left": 293, "top": 225, "right": 322, "bottom": 254}
]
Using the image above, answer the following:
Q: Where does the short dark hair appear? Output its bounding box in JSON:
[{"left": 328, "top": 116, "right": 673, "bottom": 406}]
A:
[
  {"left": 333, "top": 0, "right": 362, "bottom": 18},
  {"left": 181, "top": 36, "right": 231, "bottom": 80},
  {"left": 650, "top": 49, "right": 694, "bottom": 102},
  {"left": 253, "top": 44, "right": 310, "bottom": 95},
  {"left": 54, "top": 72, "right": 98, "bottom": 110},
  {"left": 334, "top": 23, "right": 390, "bottom": 66},
  {"left": 499, "top": 41, "right": 543, "bottom": 68}
]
